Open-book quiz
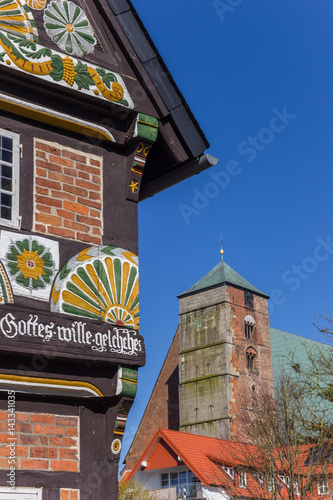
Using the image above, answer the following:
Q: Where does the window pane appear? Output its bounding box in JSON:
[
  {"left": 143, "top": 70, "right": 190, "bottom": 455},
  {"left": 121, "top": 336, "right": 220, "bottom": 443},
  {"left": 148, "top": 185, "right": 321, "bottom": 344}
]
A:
[
  {"left": 161, "top": 473, "right": 169, "bottom": 488},
  {"left": 2, "top": 177, "right": 12, "bottom": 191},
  {"left": 1, "top": 148, "right": 12, "bottom": 163},
  {"left": 2, "top": 164, "right": 12, "bottom": 179},
  {"left": 1, "top": 136, "right": 13, "bottom": 151},
  {"left": 1, "top": 205, "right": 11, "bottom": 220},
  {"left": 179, "top": 472, "right": 186, "bottom": 484},
  {"left": 171, "top": 472, "right": 178, "bottom": 485},
  {"left": 1, "top": 193, "right": 12, "bottom": 207}
]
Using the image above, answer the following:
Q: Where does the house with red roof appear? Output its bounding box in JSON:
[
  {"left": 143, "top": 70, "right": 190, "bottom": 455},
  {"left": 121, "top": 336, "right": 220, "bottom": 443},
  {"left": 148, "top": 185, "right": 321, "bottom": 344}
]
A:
[{"left": 123, "top": 428, "right": 333, "bottom": 499}]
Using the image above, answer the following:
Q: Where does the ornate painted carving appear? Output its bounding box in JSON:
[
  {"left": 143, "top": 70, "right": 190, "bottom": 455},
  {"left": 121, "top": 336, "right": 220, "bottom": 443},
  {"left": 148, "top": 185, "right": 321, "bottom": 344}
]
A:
[
  {"left": 0, "top": 92, "right": 115, "bottom": 142},
  {"left": 116, "top": 366, "right": 138, "bottom": 398},
  {"left": 26, "top": 0, "right": 46, "bottom": 10},
  {"left": 0, "top": 231, "right": 59, "bottom": 301},
  {"left": 127, "top": 113, "right": 159, "bottom": 201},
  {"left": 0, "top": 0, "right": 38, "bottom": 42},
  {"left": 51, "top": 246, "right": 140, "bottom": 329},
  {"left": 0, "top": 262, "right": 13, "bottom": 305},
  {"left": 0, "top": 32, "right": 132, "bottom": 106},
  {"left": 44, "top": 1, "right": 96, "bottom": 57},
  {"left": 0, "top": 307, "right": 145, "bottom": 363},
  {"left": 0, "top": 373, "right": 103, "bottom": 397},
  {"left": 0, "top": 33, "right": 133, "bottom": 107}
]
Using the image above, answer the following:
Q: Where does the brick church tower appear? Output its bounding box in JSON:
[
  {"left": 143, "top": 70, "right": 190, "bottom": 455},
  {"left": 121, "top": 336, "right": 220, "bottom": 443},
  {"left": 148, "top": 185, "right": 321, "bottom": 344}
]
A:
[
  {"left": 123, "top": 257, "right": 275, "bottom": 472},
  {"left": 178, "top": 258, "right": 275, "bottom": 442}
]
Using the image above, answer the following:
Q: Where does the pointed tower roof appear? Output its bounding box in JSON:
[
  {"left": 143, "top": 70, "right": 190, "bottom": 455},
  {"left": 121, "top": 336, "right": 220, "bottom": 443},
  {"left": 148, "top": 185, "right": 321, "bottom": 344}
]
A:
[{"left": 178, "top": 261, "right": 269, "bottom": 298}]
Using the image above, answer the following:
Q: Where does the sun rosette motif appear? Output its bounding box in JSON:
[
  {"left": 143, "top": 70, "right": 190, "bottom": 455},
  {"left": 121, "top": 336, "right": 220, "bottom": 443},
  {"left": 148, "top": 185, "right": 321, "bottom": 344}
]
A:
[
  {"left": 0, "top": 0, "right": 38, "bottom": 41},
  {"left": 6, "top": 239, "right": 55, "bottom": 290},
  {"left": 51, "top": 246, "right": 140, "bottom": 330},
  {"left": 44, "top": 0, "right": 96, "bottom": 56},
  {"left": 0, "top": 231, "right": 59, "bottom": 301},
  {"left": 26, "top": 0, "right": 46, "bottom": 10}
]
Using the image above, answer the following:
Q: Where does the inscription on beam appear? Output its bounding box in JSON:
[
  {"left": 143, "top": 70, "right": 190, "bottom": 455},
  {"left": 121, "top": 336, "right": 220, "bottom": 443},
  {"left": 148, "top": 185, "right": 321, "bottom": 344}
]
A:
[{"left": 0, "top": 306, "right": 145, "bottom": 366}]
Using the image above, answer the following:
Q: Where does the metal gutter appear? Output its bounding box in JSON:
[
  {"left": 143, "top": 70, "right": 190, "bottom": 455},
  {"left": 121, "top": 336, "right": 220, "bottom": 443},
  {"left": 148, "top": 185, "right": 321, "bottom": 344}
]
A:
[{"left": 139, "top": 154, "right": 219, "bottom": 200}]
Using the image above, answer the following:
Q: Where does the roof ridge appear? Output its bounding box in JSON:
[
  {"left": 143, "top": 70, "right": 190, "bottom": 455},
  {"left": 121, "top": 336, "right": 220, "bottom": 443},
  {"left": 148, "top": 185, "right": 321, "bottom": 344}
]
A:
[{"left": 178, "top": 260, "right": 268, "bottom": 298}]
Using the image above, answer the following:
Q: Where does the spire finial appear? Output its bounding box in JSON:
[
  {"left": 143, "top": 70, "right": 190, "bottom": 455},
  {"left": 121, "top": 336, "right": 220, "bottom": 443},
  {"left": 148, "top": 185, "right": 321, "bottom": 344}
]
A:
[{"left": 220, "top": 233, "right": 224, "bottom": 262}]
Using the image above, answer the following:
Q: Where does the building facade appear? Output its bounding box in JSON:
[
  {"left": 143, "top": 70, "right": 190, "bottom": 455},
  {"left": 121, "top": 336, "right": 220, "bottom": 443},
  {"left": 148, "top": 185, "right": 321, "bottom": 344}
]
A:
[{"left": 0, "top": 0, "right": 213, "bottom": 498}]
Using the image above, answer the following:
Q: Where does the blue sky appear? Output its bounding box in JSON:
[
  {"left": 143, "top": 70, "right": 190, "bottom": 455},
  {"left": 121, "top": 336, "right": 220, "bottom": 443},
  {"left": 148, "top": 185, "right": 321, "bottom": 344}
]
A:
[{"left": 121, "top": 1, "right": 333, "bottom": 464}]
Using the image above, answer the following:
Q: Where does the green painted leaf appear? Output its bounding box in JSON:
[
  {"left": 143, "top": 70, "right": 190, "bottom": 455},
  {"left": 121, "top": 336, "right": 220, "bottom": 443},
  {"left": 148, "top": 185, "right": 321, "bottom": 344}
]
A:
[
  {"left": 74, "top": 60, "right": 94, "bottom": 90},
  {"left": 22, "top": 239, "right": 29, "bottom": 251},
  {"left": 49, "top": 54, "right": 63, "bottom": 81},
  {"left": 16, "top": 241, "right": 24, "bottom": 252},
  {"left": 101, "top": 246, "right": 117, "bottom": 255},
  {"left": 21, "top": 47, "right": 52, "bottom": 59},
  {"left": 0, "top": 32, "right": 27, "bottom": 61},
  {"left": 9, "top": 245, "right": 19, "bottom": 255},
  {"left": 59, "top": 263, "right": 70, "bottom": 279},
  {"left": 101, "top": 72, "right": 117, "bottom": 89},
  {"left": 96, "top": 67, "right": 106, "bottom": 78},
  {"left": 16, "top": 274, "right": 29, "bottom": 288}
]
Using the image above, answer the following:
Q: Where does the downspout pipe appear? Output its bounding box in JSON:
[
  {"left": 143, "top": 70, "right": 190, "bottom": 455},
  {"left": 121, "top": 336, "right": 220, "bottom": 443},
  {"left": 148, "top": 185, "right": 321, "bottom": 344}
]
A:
[{"left": 139, "top": 153, "right": 219, "bottom": 201}]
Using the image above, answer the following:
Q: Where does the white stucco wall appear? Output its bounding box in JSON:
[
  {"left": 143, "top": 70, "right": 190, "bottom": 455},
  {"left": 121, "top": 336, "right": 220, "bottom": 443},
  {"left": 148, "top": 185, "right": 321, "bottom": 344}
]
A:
[{"left": 203, "top": 485, "right": 229, "bottom": 499}]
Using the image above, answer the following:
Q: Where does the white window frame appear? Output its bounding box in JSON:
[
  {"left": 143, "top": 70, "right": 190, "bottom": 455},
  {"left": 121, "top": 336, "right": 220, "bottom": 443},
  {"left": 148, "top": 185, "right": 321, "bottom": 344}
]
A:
[
  {"left": 294, "top": 479, "right": 300, "bottom": 495},
  {"left": 253, "top": 472, "right": 265, "bottom": 485},
  {"left": 0, "top": 128, "right": 20, "bottom": 229},
  {"left": 0, "top": 487, "right": 42, "bottom": 499},
  {"left": 278, "top": 475, "right": 290, "bottom": 487},
  {"left": 222, "top": 466, "right": 234, "bottom": 479},
  {"left": 318, "top": 478, "right": 329, "bottom": 495},
  {"left": 239, "top": 471, "right": 247, "bottom": 488}
]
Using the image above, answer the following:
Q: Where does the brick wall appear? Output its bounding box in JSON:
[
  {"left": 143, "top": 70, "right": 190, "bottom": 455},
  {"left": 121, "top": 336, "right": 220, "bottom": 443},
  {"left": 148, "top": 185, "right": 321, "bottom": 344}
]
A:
[
  {"left": 229, "top": 287, "right": 274, "bottom": 442},
  {"left": 124, "top": 328, "right": 179, "bottom": 472},
  {"left": 0, "top": 412, "right": 79, "bottom": 471},
  {"left": 34, "top": 139, "right": 103, "bottom": 244}
]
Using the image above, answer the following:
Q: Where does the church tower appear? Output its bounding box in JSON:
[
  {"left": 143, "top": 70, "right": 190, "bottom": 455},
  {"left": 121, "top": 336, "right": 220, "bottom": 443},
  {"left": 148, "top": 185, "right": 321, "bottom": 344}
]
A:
[{"left": 178, "top": 258, "right": 274, "bottom": 442}]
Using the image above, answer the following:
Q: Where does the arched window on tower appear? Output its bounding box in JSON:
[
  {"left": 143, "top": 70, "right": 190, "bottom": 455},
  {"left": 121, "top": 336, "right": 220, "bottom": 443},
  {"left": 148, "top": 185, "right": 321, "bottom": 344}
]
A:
[
  {"left": 244, "top": 315, "right": 255, "bottom": 339},
  {"left": 246, "top": 347, "right": 257, "bottom": 371}
]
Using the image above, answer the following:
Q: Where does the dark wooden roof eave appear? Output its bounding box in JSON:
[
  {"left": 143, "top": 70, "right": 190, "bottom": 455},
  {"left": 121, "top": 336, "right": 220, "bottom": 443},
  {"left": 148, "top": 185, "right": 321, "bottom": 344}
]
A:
[{"left": 105, "top": 0, "right": 210, "bottom": 160}]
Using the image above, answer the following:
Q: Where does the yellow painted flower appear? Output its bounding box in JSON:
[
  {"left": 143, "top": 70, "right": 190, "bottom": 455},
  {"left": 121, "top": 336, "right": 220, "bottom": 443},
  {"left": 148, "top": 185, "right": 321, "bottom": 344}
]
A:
[{"left": 16, "top": 249, "right": 45, "bottom": 280}]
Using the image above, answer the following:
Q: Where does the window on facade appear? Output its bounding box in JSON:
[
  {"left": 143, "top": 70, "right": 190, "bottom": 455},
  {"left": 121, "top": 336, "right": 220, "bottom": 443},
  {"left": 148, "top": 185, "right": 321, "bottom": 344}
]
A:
[
  {"left": 253, "top": 472, "right": 264, "bottom": 485},
  {"left": 0, "top": 489, "right": 42, "bottom": 499},
  {"left": 246, "top": 347, "right": 257, "bottom": 371},
  {"left": 161, "top": 471, "right": 199, "bottom": 490},
  {"left": 294, "top": 479, "right": 300, "bottom": 495},
  {"left": 0, "top": 129, "right": 20, "bottom": 228},
  {"left": 247, "top": 354, "right": 254, "bottom": 370},
  {"left": 244, "top": 291, "right": 254, "bottom": 308},
  {"left": 268, "top": 478, "right": 278, "bottom": 493},
  {"left": 245, "top": 324, "right": 253, "bottom": 339},
  {"left": 222, "top": 466, "right": 234, "bottom": 479},
  {"left": 161, "top": 473, "right": 169, "bottom": 488},
  {"left": 318, "top": 478, "right": 329, "bottom": 495},
  {"left": 244, "top": 315, "right": 255, "bottom": 339},
  {"left": 239, "top": 471, "right": 247, "bottom": 488},
  {"left": 278, "top": 475, "right": 290, "bottom": 487}
]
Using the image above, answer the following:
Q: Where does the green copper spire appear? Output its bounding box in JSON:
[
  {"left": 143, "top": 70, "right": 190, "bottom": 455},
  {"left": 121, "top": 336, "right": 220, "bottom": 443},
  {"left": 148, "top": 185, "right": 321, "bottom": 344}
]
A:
[{"left": 178, "top": 260, "right": 269, "bottom": 298}]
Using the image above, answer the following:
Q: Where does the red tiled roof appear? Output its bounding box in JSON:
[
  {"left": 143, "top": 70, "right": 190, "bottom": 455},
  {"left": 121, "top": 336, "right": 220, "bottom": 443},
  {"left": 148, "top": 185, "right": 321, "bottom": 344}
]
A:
[
  {"left": 126, "top": 429, "right": 333, "bottom": 499},
  {"left": 126, "top": 429, "right": 267, "bottom": 497}
]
